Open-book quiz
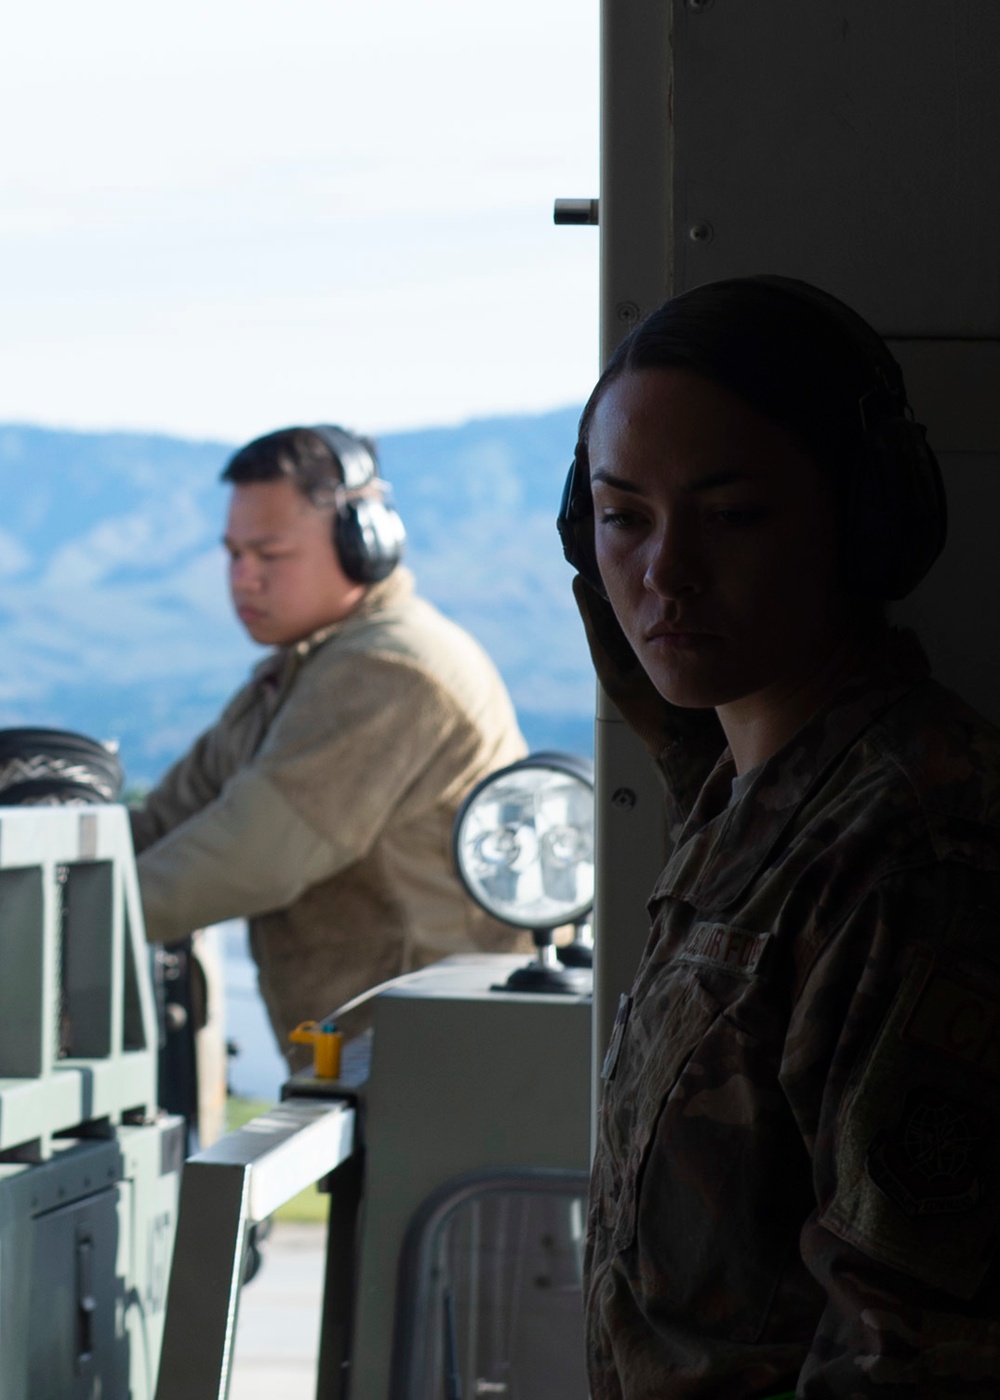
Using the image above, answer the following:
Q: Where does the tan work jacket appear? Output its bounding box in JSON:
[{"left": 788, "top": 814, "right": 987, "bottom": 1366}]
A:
[{"left": 131, "top": 569, "right": 529, "bottom": 1053}]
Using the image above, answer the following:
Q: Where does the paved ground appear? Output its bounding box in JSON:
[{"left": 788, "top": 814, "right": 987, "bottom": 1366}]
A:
[{"left": 229, "top": 1221, "right": 327, "bottom": 1400}]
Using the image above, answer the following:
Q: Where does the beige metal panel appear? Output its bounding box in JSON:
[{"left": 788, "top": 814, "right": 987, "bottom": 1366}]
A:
[
  {"left": 591, "top": 710, "right": 669, "bottom": 1129},
  {"left": 592, "top": 0, "right": 677, "bottom": 1106},
  {"left": 592, "top": 1, "right": 1000, "bottom": 1118},
  {"left": 894, "top": 451, "right": 1000, "bottom": 727},
  {"left": 891, "top": 341, "right": 1000, "bottom": 455},
  {"left": 671, "top": 0, "right": 1000, "bottom": 332},
  {"left": 598, "top": 0, "right": 674, "bottom": 359},
  {"left": 889, "top": 341, "right": 1000, "bottom": 725}
]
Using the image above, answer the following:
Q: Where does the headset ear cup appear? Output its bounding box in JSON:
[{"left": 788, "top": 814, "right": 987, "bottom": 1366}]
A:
[
  {"left": 846, "top": 419, "right": 947, "bottom": 601},
  {"left": 884, "top": 420, "right": 947, "bottom": 597},
  {"left": 557, "top": 455, "right": 607, "bottom": 597},
  {"left": 335, "top": 496, "right": 406, "bottom": 584},
  {"left": 573, "top": 511, "right": 605, "bottom": 597},
  {"left": 735, "top": 278, "right": 949, "bottom": 601},
  {"left": 309, "top": 423, "right": 405, "bottom": 583}
]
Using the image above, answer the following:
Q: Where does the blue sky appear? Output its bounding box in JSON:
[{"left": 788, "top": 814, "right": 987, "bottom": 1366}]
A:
[{"left": 0, "top": 0, "right": 600, "bottom": 441}]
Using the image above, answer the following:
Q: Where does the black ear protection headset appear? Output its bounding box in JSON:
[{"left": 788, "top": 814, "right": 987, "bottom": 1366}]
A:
[
  {"left": 309, "top": 424, "right": 406, "bottom": 584},
  {"left": 557, "top": 276, "right": 947, "bottom": 603}
]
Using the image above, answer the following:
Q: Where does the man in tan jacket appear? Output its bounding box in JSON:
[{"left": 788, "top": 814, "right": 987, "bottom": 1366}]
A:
[{"left": 130, "top": 424, "right": 528, "bottom": 1062}]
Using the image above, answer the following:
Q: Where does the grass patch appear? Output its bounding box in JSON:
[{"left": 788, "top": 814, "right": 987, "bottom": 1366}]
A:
[{"left": 226, "top": 1096, "right": 330, "bottom": 1225}]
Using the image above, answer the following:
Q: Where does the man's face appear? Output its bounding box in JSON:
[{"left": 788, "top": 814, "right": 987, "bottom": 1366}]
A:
[
  {"left": 588, "top": 367, "right": 851, "bottom": 716},
  {"left": 224, "top": 478, "right": 364, "bottom": 646}
]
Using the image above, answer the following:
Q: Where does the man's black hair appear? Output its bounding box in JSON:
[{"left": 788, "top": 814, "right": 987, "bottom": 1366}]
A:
[{"left": 221, "top": 427, "right": 380, "bottom": 507}]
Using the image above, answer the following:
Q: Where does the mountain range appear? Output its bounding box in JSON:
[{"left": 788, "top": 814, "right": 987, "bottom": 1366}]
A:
[{"left": 0, "top": 409, "right": 595, "bottom": 787}]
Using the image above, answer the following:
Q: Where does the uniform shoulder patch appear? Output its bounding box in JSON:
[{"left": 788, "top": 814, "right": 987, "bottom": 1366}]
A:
[
  {"left": 822, "top": 945, "right": 1000, "bottom": 1298},
  {"left": 867, "top": 1085, "right": 989, "bottom": 1217},
  {"left": 904, "top": 965, "right": 1000, "bottom": 1082}
]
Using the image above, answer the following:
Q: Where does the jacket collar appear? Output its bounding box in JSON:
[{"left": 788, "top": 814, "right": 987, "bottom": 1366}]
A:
[
  {"left": 251, "top": 567, "right": 415, "bottom": 688},
  {"left": 651, "top": 628, "right": 931, "bottom": 911},
  {"left": 292, "top": 566, "right": 414, "bottom": 655}
]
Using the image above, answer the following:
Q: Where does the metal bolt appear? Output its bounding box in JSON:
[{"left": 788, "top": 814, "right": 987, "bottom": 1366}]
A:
[
  {"left": 615, "top": 301, "right": 640, "bottom": 328},
  {"left": 611, "top": 787, "right": 637, "bottom": 810},
  {"left": 164, "top": 1001, "right": 188, "bottom": 1031},
  {"left": 688, "top": 221, "right": 714, "bottom": 243}
]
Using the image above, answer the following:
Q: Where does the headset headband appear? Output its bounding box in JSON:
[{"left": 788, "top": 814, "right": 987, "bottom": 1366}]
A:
[
  {"left": 309, "top": 424, "right": 379, "bottom": 492},
  {"left": 747, "top": 275, "right": 909, "bottom": 426}
]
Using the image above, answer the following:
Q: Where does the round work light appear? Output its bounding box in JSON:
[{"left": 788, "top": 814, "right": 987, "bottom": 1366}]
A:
[{"left": 453, "top": 752, "right": 594, "bottom": 994}]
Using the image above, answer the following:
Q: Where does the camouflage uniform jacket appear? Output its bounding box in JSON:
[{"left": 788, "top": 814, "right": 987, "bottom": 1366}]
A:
[
  {"left": 582, "top": 594, "right": 1000, "bottom": 1397},
  {"left": 131, "top": 568, "right": 529, "bottom": 1054}
]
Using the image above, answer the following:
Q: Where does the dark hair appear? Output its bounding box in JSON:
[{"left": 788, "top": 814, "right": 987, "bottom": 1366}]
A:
[
  {"left": 577, "top": 276, "right": 896, "bottom": 505},
  {"left": 562, "top": 274, "right": 947, "bottom": 601},
  {"left": 221, "top": 426, "right": 380, "bottom": 506}
]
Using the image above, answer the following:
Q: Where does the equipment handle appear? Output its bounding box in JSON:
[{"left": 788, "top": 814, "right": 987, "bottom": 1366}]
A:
[{"left": 289, "top": 1019, "right": 343, "bottom": 1078}]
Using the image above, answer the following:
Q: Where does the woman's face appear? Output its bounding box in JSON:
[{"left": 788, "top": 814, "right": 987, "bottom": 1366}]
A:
[{"left": 588, "top": 367, "right": 853, "bottom": 714}]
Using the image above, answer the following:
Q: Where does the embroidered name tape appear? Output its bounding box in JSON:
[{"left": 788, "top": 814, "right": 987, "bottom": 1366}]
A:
[{"left": 678, "top": 922, "right": 771, "bottom": 977}]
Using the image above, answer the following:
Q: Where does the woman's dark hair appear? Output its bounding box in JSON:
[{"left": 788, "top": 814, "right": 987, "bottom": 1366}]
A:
[
  {"left": 564, "top": 275, "right": 945, "bottom": 601},
  {"left": 577, "top": 276, "right": 892, "bottom": 494}
]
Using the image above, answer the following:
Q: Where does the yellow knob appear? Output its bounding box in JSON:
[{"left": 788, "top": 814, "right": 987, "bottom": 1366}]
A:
[{"left": 288, "top": 1020, "right": 343, "bottom": 1079}]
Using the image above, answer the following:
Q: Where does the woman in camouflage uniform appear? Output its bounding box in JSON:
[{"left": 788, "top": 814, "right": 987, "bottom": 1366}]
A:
[{"left": 559, "top": 277, "right": 1000, "bottom": 1397}]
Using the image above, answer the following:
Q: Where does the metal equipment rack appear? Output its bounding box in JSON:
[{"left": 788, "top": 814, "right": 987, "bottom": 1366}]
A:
[{"left": 0, "top": 804, "right": 184, "bottom": 1400}]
